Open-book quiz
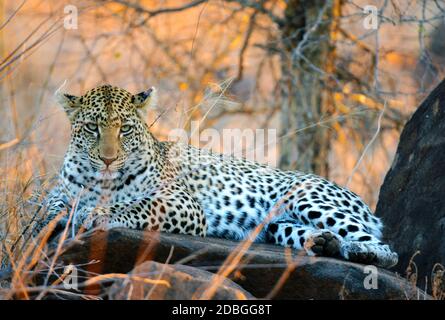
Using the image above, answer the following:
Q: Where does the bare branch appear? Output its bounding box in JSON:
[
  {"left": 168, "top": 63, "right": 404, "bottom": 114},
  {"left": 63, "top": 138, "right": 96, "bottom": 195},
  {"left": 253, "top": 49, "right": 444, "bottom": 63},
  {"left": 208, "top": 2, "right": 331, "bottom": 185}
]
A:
[{"left": 112, "top": 0, "right": 207, "bottom": 18}]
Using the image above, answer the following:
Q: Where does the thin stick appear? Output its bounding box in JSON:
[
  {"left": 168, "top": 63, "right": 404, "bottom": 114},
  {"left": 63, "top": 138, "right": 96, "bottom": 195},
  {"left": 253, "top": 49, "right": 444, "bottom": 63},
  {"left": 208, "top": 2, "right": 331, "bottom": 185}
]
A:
[{"left": 346, "top": 100, "right": 386, "bottom": 187}]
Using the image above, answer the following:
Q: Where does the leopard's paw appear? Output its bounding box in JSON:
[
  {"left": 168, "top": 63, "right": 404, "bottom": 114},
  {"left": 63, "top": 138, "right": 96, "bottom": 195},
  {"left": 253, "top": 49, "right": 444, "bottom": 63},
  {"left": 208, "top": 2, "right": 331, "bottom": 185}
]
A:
[
  {"left": 305, "top": 230, "right": 341, "bottom": 257},
  {"left": 340, "top": 241, "right": 398, "bottom": 268},
  {"left": 77, "top": 206, "right": 111, "bottom": 231}
]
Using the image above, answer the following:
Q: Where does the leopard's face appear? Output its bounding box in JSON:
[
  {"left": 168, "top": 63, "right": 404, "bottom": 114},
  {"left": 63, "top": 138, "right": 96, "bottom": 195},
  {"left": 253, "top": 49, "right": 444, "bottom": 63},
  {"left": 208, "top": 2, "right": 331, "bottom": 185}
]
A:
[{"left": 56, "top": 85, "right": 157, "bottom": 178}]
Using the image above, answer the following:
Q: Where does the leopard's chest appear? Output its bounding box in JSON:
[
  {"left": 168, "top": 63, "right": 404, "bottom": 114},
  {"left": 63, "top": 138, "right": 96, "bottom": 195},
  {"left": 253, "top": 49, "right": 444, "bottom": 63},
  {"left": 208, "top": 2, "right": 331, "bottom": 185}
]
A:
[{"left": 64, "top": 168, "right": 154, "bottom": 208}]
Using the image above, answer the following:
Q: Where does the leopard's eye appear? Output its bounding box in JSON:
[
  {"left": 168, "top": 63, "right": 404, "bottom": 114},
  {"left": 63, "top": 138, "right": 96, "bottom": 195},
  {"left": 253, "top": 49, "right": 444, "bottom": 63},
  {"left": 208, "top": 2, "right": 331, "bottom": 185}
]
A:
[
  {"left": 121, "top": 124, "right": 132, "bottom": 134},
  {"left": 85, "top": 122, "right": 98, "bottom": 133}
]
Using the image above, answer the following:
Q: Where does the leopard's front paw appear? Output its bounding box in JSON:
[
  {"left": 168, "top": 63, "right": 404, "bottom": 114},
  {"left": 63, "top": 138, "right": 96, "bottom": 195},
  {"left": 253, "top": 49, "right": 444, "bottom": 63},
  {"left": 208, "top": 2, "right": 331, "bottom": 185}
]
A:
[{"left": 77, "top": 206, "right": 111, "bottom": 231}]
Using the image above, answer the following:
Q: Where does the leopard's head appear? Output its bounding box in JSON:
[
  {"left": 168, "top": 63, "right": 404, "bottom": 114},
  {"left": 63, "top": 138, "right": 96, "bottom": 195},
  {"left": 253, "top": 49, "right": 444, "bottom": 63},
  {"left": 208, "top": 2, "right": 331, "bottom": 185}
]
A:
[{"left": 56, "top": 84, "right": 157, "bottom": 178}]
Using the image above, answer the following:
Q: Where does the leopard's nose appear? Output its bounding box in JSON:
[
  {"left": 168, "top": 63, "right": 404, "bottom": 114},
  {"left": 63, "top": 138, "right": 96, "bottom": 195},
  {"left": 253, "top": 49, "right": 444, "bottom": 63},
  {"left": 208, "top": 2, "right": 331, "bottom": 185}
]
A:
[{"left": 100, "top": 156, "right": 117, "bottom": 166}]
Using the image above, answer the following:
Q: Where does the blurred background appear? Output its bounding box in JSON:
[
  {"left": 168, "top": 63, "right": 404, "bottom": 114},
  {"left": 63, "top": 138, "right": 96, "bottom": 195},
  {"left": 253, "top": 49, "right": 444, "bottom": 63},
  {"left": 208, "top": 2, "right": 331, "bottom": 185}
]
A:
[{"left": 1, "top": 0, "right": 445, "bottom": 259}]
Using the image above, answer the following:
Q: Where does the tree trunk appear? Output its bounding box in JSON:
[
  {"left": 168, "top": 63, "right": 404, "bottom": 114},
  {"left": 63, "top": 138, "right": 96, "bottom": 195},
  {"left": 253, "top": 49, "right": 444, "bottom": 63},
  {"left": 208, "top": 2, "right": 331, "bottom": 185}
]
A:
[{"left": 278, "top": 0, "right": 338, "bottom": 177}]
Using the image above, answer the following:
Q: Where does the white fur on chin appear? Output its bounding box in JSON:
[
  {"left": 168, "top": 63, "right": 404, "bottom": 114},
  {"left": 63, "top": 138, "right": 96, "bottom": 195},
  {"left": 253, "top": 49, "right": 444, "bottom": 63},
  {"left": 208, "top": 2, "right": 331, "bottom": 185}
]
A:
[{"left": 96, "top": 169, "right": 121, "bottom": 180}]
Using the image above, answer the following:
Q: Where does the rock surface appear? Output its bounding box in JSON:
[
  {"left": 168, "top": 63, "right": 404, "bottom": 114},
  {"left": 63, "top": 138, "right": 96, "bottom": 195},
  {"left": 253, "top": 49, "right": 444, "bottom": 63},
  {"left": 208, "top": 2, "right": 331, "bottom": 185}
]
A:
[
  {"left": 107, "top": 261, "right": 253, "bottom": 300},
  {"left": 59, "top": 229, "right": 426, "bottom": 299},
  {"left": 375, "top": 77, "right": 445, "bottom": 294}
]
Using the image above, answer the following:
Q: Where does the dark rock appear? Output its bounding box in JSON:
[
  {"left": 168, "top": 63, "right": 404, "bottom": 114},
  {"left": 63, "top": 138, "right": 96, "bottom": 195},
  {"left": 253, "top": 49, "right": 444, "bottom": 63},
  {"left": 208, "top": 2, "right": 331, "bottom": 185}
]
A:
[
  {"left": 58, "top": 229, "right": 427, "bottom": 299},
  {"left": 107, "top": 261, "right": 254, "bottom": 300},
  {"left": 375, "top": 78, "right": 445, "bottom": 296}
]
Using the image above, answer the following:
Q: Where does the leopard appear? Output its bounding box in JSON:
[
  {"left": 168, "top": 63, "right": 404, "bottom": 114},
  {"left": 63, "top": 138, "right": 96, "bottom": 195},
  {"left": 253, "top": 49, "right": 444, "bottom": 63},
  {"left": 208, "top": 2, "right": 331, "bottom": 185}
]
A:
[{"left": 38, "top": 84, "right": 398, "bottom": 268}]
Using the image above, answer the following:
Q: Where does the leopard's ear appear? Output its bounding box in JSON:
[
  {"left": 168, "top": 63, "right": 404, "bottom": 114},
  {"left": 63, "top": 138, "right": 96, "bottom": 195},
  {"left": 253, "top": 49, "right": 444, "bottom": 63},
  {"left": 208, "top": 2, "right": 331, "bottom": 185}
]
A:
[
  {"left": 131, "top": 87, "right": 157, "bottom": 115},
  {"left": 55, "top": 87, "right": 82, "bottom": 120}
]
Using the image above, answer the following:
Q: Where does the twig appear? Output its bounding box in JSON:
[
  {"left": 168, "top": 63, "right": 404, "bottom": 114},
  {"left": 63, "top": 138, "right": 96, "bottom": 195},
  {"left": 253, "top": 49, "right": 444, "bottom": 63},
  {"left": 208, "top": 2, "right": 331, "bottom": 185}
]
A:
[{"left": 346, "top": 100, "right": 386, "bottom": 187}]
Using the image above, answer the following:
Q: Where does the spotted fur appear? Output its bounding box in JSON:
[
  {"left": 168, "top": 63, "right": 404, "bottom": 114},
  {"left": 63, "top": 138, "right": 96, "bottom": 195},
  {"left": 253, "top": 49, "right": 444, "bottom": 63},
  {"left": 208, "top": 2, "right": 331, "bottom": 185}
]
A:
[{"left": 39, "top": 85, "right": 398, "bottom": 268}]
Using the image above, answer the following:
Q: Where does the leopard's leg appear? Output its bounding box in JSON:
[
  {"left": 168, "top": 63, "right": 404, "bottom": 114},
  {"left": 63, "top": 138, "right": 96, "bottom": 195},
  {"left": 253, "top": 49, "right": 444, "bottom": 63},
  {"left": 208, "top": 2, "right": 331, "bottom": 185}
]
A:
[
  {"left": 303, "top": 210, "right": 397, "bottom": 268},
  {"left": 286, "top": 201, "right": 398, "bottom": 267},
  {"left": 33, "top": 196, "right": 72, "bottom": 238},
  {"left": 276, "top": 181, "right": 397, "bottom": 268},
  {"left": 266, "top": 219, "right": 341, "bottom": 257},
  {"left": 78, "top": 189, "right": 206, "bottom": 237},
  {"left": 337, "top": 233, "right": 398, "bottom": 268}
]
